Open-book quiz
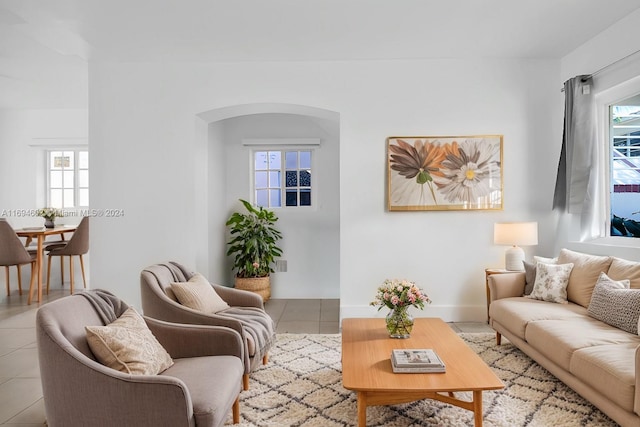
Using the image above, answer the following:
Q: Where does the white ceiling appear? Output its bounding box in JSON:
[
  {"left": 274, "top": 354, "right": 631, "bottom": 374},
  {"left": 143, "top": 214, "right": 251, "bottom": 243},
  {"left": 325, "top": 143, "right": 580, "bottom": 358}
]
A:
[{"left": 2, "top": 0, "right": 640, "bottom": 109}]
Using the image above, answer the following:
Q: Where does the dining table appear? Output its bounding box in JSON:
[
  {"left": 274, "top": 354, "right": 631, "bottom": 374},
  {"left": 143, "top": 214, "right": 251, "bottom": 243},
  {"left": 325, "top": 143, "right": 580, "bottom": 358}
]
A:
[{"left": 15, "top": 225, "right": 77, "bottom": 304}]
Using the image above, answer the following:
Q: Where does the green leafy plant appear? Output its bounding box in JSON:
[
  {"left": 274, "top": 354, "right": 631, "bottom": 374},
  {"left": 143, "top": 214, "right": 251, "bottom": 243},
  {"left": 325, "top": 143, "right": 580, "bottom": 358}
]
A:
[{"left": 226, "top": 199, "right": 283, "bottom": 278}]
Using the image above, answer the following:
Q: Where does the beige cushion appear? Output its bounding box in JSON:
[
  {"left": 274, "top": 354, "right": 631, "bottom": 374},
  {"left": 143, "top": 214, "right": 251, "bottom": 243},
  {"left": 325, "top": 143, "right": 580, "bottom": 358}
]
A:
[
  {"left": 86, "top": 307, "right": 174, "bottom": 375},
  {"left": 171, "top": 273, "right": 230, "bottom": 313},
  {"left": 526, "top": 262, "right": 574, "bottom": 304},
  {"left": 606, "top": 257, "right": 640, "bottom": 289},
  {"left": 588, "top": 273, "right": 640, "bottom": 335},
  {"left": 557, "top": 248, "right": 613, "bottom": 308}
]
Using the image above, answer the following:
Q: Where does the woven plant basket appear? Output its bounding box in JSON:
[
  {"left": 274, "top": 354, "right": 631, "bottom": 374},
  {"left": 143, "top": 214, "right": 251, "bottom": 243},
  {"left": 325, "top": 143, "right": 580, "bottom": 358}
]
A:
[{"left": 235, "top": 276, "right": 271, "bottom": 302}]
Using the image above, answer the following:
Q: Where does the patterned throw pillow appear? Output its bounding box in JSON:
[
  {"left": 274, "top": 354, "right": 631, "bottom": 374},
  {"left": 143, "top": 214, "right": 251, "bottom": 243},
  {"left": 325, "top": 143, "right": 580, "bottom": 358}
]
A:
[
  {"left": 588, "top": 272, "right": 640, "bottom": 335},
  {"left": 171, "top": 273, "right": 230, "bottom": 313},
  {"left": 526, "top": 262, "right": 574, "bottom": 304},
  {"left": 86, "top": 307, "right": 174, "bottom": 375}
]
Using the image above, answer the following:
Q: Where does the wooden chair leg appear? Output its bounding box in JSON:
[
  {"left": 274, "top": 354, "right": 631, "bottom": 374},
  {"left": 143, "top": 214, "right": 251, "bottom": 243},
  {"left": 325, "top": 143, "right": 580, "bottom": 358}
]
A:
[
  {"left": 16, "top": 265, "right": 22, "bottom": 296},
  {"left": 27, "top": 261, "right": 36, "bottom": 305},
  {"left": 262, "top": 353, "right": 269, "bottom": 365},
  {"left": 46, "top": 255, "right": 53, "bottom": 295},
  {"left": 79, "top": 255, "right": 87, "bottom": 289},
  {"left": 60, "top": 256, "right": 64, "bottom": 286},
  {"left": 232, "top": 396, "right": 240, "bottom": 424},
  {"left": 496, "top": 332, "right": 502, "bottom": 346},
  {"left": 242, "top": 374, "right": 249, "bottom": 391},
  {"left": 5, "top": 266, "right": 9, "bottom": 296},
  {"left": 69, "top": 256, "right": 75, "bottom": 295}
]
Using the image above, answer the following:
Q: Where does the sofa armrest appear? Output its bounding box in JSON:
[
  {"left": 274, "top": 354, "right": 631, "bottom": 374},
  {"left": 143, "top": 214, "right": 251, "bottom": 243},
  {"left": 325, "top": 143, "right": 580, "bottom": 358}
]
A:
[
  {"left": 144, "top": 316, "right": 244, "bottom": 361},
  {"left": 488, "top": 272, "right": 525, "bottom": 302},
  {"left": 636, "top": 345, "right": 640, "bottom": 417},
  {"left": 213, "top": 284, "right": 264, "bottom": 308}
]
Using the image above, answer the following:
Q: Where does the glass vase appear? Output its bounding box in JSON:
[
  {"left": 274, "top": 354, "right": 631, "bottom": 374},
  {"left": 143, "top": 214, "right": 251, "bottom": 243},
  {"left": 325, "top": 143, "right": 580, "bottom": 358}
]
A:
[{"left": 386, "top": 306, "right": 414, "bottom": 338}]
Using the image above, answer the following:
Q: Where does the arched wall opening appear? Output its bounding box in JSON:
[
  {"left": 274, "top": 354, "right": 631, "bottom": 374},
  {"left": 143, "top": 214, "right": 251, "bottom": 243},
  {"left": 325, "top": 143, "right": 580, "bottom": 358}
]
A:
[{"left": 197, "top": 103, "right": 340, "bottom": 299}]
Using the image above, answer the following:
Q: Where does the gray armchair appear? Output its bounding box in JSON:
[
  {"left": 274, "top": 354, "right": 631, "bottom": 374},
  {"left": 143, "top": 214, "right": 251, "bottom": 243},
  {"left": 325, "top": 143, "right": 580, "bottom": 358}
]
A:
[
  {"left": 36, "top": 293, "right": 244, "bottom": 427},
  {"left": 140, "top": 262, "right": 276, "bottom": 390}
]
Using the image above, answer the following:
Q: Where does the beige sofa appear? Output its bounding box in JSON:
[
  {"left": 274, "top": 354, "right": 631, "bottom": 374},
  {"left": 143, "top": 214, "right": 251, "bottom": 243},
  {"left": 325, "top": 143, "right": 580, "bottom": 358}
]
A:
[{"left": 488, "top": 248, "right": 640, "bottom": 427}]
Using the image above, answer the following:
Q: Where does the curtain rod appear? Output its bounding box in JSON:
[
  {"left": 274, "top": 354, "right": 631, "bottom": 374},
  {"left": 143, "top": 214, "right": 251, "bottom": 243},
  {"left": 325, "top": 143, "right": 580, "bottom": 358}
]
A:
[{"left": 561, "top": 47, "right": 640, "bottom": 92}]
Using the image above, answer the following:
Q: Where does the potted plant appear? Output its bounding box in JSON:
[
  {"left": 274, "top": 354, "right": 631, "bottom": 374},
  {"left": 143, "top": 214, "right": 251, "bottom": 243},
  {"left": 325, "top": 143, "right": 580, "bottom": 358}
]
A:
[
  {"left": 226, "top": 199, "right": 283, "bottom": 301},
  {"left": 37, "top": 207, "right": 63, "bottom": 228}
]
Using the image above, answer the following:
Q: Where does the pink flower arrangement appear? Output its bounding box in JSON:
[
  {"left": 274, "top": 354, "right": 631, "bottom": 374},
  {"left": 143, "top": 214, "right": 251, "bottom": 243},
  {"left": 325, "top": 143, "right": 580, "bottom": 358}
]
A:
[{"left": 370, "top": 279, "right": 431, "bottom": 311}]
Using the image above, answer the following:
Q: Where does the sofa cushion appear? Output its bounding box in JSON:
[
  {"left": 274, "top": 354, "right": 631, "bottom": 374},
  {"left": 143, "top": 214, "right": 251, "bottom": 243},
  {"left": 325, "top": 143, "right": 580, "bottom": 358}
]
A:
[
  {"left": 588, "top": 273, "right": 640, "bottom": 335},
  {"left": 525, "top": 318, "right": 638, "bottom": 371},
  {"left": 570, "top": 342, "right": 640, "bottom": 412},
  {"left": 607, "top": 257, "right": 640, "bottom": 289},
  {"left": 85, "top": 307, "right": 174, "bottom": 375},
  {"left": 557, "top": 249, "right": 613, "bottom": 308},
  {"left": 171, "top": 273, "right": 230, "bottom": 313},
  {"left": 526, "top": 262, "right": 573, "bottom": 304},
  {"left": 161, "top": 355, "right": 243, "bottom": 427},
  {"left": 523, "top": 261, "right": 536, "bottom": 295},
  {"left": 489, "top": 297, "right": 587, "bottom": 341}
]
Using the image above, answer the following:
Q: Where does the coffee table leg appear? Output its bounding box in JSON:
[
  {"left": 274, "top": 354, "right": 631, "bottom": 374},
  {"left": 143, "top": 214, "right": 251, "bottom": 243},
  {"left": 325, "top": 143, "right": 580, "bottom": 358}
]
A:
[
  {"left": 357, "top": 392, "right": 367, "bottom": 427},
  {"left": 473, "top": 390, "right": 483, "bottom": 426}
]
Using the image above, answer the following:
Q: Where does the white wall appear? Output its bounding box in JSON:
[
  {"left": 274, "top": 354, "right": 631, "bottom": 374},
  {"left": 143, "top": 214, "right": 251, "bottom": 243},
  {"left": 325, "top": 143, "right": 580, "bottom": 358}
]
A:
[{"left": 89, "top": 58, "right": 560, "bottom": 320}]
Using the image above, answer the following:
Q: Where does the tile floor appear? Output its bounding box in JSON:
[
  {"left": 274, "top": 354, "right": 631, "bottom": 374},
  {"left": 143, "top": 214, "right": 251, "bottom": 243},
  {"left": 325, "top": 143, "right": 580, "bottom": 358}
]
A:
[{"left": 0, "top": 293, "right": 492, "bottom": 426}]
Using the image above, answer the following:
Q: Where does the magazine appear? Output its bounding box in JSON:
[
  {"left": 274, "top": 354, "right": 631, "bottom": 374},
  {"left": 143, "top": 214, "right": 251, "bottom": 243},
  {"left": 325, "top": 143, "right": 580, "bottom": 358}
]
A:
[{"left": 391, "top": 349, "right": 446, "bottom": 373}]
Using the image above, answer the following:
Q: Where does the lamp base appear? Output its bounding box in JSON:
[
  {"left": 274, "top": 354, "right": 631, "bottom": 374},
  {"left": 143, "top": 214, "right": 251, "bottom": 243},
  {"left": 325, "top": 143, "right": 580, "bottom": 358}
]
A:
[{"left": 505, "top": 246, "right": 525, "bottom": 271}]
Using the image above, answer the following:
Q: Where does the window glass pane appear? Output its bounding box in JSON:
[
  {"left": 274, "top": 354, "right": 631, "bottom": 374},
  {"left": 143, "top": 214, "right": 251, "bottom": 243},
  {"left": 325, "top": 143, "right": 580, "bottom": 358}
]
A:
[
  {"left": 285, "top": 170, "right": 297, "bottom": 187},
  {"left": 79, "top": 151, "right": 89, "bottom": 169},
  {"left": 64, "top": 151, "right": 74, "bottom": 169},
  {"left": 50, "top": 189, "right": 63, "bottom": 209},
  {"left": 300, "top": 189, "right": 311, "bottom": 206},
  {"left": 79, "top": 170, "right": 89, "bottom": 187},
  {"left": 255, "top": 152, "right": 268, "bottom": 170},
  {"left": 63, "top": 189, "right": 74, "bottom": 208},
  {"left": 50, "top": 151, "right": 63, "bottom": 169},
  {"left": 79, "top": 189, "right": 89, "bottom": 206},
  {"left": 268, "top": 151, "right": 281, "bottom": 169},
  {"left": 63, "top": 171, "right": 74, "bottom": 188},
  {"left": 255, "top": 171, "right": 268, "bottom": 188},
  {"left": 269, "top": 171, "right": 281, "bottom": 187},
  {"left": 256, "top": 189, "right": 268, "bottom": 207},
  {"left": 300, "top": 151, "right": 311, "bottom": 169},
  {"left": 269, "top": 189, "right": 281, "bottom": 207},
  {"left": 285, "top": 151, "right": 297, "bottom": 169},
  {"left": 300, "top": 170, "right": 311, "bottom": 187},
  {"left": 286, "top": 190, "right": 297, "bottom": 206},
  {"left": 50, "top": 171, "right": 62, "bottom": 188}
]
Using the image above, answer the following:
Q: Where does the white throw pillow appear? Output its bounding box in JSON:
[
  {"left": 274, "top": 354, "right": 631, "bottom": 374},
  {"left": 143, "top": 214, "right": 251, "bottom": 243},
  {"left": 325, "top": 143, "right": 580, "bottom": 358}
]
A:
[
  {"left": 533, "top": 255, "right": 557, "bottom": 264},
  {"left": 86, "top": 307, "right": 174, "bottom": 375},
  {"left": 527, "top": 262, "right": 574, "bottom": 304},
  {"left": 171, "top": 273, "right": 230, "bottom": 313}
]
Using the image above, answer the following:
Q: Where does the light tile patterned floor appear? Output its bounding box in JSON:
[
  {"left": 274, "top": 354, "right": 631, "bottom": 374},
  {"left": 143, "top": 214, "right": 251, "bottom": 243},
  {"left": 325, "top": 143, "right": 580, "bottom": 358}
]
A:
[{"left": 0, "top": 293, "right": 492, "bottom": 425}]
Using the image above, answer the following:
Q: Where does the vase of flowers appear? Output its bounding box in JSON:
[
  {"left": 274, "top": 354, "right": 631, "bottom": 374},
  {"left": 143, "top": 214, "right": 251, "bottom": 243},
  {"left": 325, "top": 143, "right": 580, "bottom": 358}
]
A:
[
  {"left": 37, "top": 207, "right": 62, "bottom": 228},
  {"left": 370, "top": 279, "right": 431, "bottom": 338}
]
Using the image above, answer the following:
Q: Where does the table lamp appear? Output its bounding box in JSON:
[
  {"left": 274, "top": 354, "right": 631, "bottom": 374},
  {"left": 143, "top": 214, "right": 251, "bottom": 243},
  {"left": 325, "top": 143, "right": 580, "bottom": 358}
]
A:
[{"left": 493, "top": 222, "right": 538, "bottom": 271}]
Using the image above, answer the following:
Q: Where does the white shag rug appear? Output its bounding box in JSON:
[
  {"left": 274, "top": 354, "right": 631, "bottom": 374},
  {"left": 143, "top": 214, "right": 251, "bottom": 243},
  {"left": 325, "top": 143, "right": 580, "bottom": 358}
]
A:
[{"left": 226, "top": 333, "right": 618, "bottom": 426}]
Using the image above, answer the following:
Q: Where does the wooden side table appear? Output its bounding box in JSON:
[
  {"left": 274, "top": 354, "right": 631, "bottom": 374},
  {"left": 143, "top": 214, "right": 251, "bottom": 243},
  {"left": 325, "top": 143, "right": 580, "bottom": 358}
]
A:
[{"left": 484, "top": 268, "right": 511, "bottom": 323}]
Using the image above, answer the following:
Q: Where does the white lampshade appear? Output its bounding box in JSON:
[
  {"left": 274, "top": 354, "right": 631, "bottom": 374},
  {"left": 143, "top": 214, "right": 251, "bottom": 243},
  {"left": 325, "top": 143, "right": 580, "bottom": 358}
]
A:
[{"left": 494, "top": 222, "right": 538, "bottom": 271}]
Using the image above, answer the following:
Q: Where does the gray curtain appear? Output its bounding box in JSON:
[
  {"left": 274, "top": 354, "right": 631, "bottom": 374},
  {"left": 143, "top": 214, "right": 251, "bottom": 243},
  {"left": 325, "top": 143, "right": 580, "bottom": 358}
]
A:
[{"left": 553, "top": 75, "right": 597, "bottom": 214}]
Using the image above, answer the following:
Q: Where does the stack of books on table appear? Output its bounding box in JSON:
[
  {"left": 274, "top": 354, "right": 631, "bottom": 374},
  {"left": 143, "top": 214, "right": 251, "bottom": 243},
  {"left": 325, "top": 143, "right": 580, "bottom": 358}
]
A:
[{"left": 391, "top": 349, "right": 446, "bottom": 373}]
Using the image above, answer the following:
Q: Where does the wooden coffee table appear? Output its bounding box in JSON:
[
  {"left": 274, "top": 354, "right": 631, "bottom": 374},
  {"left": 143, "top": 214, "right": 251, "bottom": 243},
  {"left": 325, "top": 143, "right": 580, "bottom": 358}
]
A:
[{"left": 342, "top": 318, "right": 504, "bottom": 426}]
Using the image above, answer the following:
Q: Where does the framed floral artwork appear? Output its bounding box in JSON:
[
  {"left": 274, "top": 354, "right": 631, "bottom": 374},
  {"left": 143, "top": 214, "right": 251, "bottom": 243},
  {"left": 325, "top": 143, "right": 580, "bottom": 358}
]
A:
[{"left": 387, "top": 135, "right": 503, "bottom": 211}]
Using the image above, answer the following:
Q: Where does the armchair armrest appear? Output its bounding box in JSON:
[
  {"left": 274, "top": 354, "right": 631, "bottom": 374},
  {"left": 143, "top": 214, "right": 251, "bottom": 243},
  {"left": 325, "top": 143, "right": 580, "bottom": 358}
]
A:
[
  {"left": 213, "top": 284, "right": 264, "bottom": 308},
  {"left": 144, "top": 316, "right": 244, "bottom": 360},
  {"left": 488, "top": 272, "right": 526, "bottom": 302},
  {"left": 635, "top": 345, "right": 640, "bottom": 416}
]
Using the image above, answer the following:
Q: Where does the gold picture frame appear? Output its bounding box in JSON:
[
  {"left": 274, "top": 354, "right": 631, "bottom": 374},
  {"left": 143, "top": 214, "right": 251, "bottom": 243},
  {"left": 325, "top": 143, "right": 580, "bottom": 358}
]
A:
[{"left": 387, "top": 135, "right": 503, "bottom": 211}]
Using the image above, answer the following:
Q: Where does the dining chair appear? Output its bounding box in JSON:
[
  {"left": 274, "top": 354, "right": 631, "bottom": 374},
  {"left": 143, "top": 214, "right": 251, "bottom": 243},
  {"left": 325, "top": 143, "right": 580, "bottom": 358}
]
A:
[
  {"left": 46, "top": 216, "right": 89, "bottom": 295},
  {"left": 0, "top": 219, "right": 37, "bottom": 298}
]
